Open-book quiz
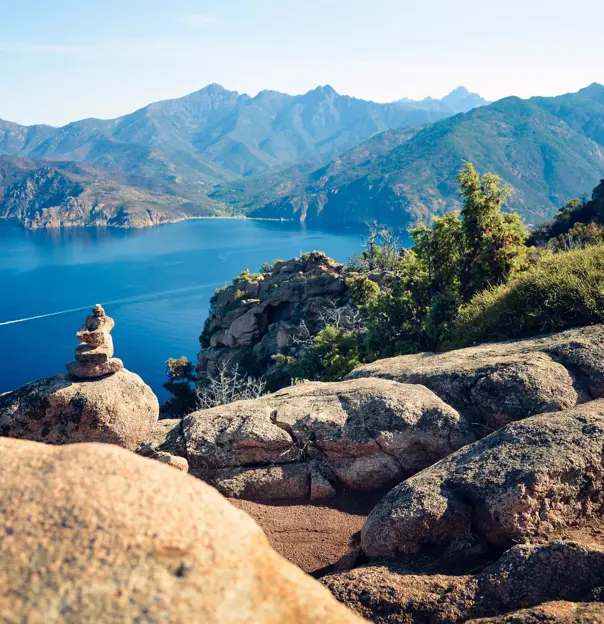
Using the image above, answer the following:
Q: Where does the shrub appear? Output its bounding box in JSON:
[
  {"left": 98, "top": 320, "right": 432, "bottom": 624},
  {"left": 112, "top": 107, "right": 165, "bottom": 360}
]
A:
[
  {"left": 209, "top": 284, "right": 228, "bottom": 305},
  {"left": 445, "top": 243, "right": 604, "bottom": 349},
  {"left": 292, "top": 325, "right": 364, "bottom": 382},
  {"left": 233, "top": 269, "right": 261, "bottom": 285},
  {"left": 549, "top": 222, "right": 604, "bottom": 252},
  {"left": 196, "top": 362, "right": 266, "bottom": 408},
  {"left": 348, "top": 222, "right": 405, "bottom": 273},
  {"left": 162, "top": 357, "right": 197, "bottom": 418}
]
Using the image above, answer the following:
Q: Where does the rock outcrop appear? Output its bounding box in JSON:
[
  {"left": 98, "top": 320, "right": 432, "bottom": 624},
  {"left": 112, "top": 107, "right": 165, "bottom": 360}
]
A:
[
  {"left": 197, "top": 252, "right": 353, "bottom": 378},
  {"left": 348, "top": 324, "right": 604, "bottom": 431},
  {"left": 0, "top": 369, "right": 159, "bottom": 451},
  {"left": 66, "top": 304, "right": 124, "bottom": 378},
  {"left": 361, "top": 400, "right": 604, "bottom": 560},
  {"left": 323, "top": 540, "right": 604, "bottom": 623},
  {"left": 0, "top": 438, "right": 363, "bottom": 623},
  {"left": 0, "top": 304, "right": 158, "bottom": 450},
  {"left": 181, "top": 378, "right": 473, "bottom": 501}
]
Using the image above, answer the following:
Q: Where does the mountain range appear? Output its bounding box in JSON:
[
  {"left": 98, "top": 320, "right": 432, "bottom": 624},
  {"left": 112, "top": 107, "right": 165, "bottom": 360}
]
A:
[
  {"left": 244, "top": 84, "right": 604, "bottom": 227},
  {"left": 0, "top": 85, "right": 479, "bottom": 189},
  {"left": 0, "top": 84, "right": 489, "bottom": 228},
  {"left": 1, "top": 83, "right": 602, "bottom": 230}
]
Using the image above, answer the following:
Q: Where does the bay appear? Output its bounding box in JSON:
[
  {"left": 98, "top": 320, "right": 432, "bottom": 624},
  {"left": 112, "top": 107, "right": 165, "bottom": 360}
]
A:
[{"left": 0, "top": 219, "right": 365, "bottom": 400}]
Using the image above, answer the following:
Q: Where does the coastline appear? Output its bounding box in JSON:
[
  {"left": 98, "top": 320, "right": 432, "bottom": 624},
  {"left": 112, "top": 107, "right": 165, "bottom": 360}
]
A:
[{"left": 0, "top": 214, "right": 295, "bottom": 232}]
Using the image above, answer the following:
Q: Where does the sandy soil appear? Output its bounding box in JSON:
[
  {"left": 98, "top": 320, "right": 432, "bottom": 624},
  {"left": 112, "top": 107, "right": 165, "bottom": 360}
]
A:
[{"left": 231, "top": 493, "right": 382, "bottom": 575}]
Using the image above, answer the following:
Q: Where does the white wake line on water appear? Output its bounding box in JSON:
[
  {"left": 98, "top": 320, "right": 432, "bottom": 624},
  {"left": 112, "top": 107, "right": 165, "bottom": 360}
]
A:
[{"left": 0, "top": 282, "right": 224, "bottom": 327}]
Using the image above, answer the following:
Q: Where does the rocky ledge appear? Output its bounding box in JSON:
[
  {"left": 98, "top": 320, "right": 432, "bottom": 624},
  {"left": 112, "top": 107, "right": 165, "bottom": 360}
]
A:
[{"left": 151, "top": 324, "right": 604, "bottom": 503}]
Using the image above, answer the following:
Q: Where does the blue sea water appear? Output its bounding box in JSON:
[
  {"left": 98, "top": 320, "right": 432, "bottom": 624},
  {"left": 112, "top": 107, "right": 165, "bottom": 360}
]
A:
[{"left": 0, "top": 219, "right": 364, "bottom": 401}]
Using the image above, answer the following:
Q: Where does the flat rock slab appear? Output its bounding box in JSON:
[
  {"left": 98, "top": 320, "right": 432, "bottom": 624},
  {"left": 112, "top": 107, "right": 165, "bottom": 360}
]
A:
[
  {"left": 66, "top": 357, "right": 124, "bottom": 379},
  {"left": 182, "top": 378, "right": 473, "bottom": 501},
  {"left": 0, "top": 438, "right": 363, "bottom": 623},
  {"left": 361, "top": 400, "right": 604, "bottom": 559},
  {"left": 0, "top": 369, "right": 158, "bottom": 451},
  {"left": 348, "top": 324, "right": 604, "bottom": 430}
]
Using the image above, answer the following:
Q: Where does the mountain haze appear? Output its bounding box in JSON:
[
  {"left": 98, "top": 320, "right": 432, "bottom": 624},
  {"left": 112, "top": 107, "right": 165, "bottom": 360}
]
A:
[
  {"left": 250, "top": 84, "right": 604, "bottom": 228},
  {"left": 0, "top": 84, "right": 478, "bottom": 193},
  {"left": 397, "top": 86, "right": 490, "bottom": 114}
]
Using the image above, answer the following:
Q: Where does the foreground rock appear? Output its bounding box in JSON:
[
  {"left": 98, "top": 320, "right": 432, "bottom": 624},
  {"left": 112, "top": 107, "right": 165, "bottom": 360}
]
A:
[
  {"left": 466, "top": 601, "right": 604, "bottom": 623},
  {"left": 0, "top": 438, "right": 364, "bottom": 623},
  {"left": 182, "top": 378, "right": 473, "bottom": 501},
  {"left": 198, "top": 251, "right": 353, "bottom": 379},
  {"left": 323, "top": 540, "right": 604, "bottom": 623},
  {"left": 0, "top": 370, "right": 159, "bottom": 451},
  {"left": 349, "top": 324, "right": 604, "bottom": 430},
  {"left": 361, "top": 400, "right": 604, "bottom": 560}
]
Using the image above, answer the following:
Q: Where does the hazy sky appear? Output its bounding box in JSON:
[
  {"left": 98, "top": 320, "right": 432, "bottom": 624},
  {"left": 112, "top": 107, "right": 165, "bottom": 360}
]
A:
[{"left": 1, "top": 0, "right": 603, "bottom": 126}]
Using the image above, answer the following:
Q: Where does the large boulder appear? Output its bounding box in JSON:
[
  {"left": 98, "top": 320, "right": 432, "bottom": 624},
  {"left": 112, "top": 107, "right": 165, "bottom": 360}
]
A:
[
  {"left": 323, "top": 540, "right": 604, "bottom": 623},
  {"left": 348, "top": 324, "right": 604, "bottom": 430},
  {"left": 361, "top": 401, "right": 604, "bottom": 560},
  {"left": 0, "top": 370, "right": 159, "bottom": 451},
  {"left": 0, "top": 438, "right": 364, "bottom": 623},
  {"left": 182, "top": 378, "right": 474, "bottom": 501}
]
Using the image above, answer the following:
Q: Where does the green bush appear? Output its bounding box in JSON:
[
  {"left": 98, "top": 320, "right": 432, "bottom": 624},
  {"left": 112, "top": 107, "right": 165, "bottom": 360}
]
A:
[
  {"left": 233, "top": 269, "right": 261, "bottom": 284},
  {"left": 292, "top": 326, "right": 364, "bottom": 382},
  {"left": 445, "top": 244, "right": 604, "bottom": 349}
]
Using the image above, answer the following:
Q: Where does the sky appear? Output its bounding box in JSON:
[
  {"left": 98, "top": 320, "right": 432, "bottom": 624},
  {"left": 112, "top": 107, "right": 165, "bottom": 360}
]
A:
[{"left": 1, "top": 0, "right": 603, "bottom": 126}]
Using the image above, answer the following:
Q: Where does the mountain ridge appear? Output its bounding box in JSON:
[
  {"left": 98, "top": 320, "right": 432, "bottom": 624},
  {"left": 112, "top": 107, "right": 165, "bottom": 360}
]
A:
[
  {"left": 247, "top": 83, "right": 604, "bottom": 228},
  {"left": 0, "top": 83, "right": 487, "bottom": 189}
]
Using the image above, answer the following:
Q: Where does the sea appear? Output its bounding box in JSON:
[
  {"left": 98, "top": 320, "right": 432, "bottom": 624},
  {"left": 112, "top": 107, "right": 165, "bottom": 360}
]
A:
[{"left": 0, "top": 218, "right": 365, "bottom": 401}]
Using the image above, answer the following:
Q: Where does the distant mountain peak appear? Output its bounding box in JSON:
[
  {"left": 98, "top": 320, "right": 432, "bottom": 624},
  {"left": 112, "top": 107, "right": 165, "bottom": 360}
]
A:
[
  {"left": 199, "top": 83, "right": 229, "bottom": 93},
  {"left": 441, "top": 86, "right": 490, "bottom": 113},
  {"left": 308, "top": 85, "right": 339, "bottom": 97},
  {"left": 393, "top": 86, "right": 489, "bottom": 114},
  {"left": 579, "top": 82, "right": 604, "bottom": 96},
  {"left": 446, "top": 86, "right": 470, "bottom": 95}
]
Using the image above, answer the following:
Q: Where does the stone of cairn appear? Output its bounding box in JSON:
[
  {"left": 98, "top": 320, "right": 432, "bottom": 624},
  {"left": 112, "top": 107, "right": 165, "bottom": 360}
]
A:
[{"left": 66, "top": 304, "right": 124, "bottom": 379}]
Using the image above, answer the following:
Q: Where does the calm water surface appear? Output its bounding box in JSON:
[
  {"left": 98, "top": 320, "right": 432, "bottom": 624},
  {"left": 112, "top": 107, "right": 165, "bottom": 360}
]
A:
[{"left": 0, "top": 219, "right": 364, "bottom": 400}]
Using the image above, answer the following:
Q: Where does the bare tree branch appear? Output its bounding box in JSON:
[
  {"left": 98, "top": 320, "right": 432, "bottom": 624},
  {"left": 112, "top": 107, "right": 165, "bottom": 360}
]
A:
[{"left": 196, "top": 362, "right": 266, "bottom": 409}]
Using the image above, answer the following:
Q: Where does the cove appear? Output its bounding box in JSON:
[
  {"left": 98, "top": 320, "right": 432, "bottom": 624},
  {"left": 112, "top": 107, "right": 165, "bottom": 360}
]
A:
[{"left": 0, "top": 219, "right": 365, "bottom": 400}]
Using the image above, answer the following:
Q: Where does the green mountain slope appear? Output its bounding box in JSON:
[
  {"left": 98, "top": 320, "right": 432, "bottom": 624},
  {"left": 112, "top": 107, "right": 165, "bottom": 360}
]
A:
[
  {"left": 0, "top": 85, "right": 481, "bottom": 194},
  {"left": 249, "top": 84, "right": 604, "bottom": 228},
  {"left": 0, "top": 156, "right": 225, "bottom": 229}
]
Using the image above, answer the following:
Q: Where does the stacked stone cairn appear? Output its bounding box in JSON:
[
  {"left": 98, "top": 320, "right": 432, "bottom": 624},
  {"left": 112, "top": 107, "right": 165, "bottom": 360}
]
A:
[{"left": 66, "top": 304, "right": 124, "bottom": 379}]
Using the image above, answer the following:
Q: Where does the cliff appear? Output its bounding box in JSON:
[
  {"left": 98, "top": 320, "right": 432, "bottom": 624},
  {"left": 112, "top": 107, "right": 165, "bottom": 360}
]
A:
[{"left": 198, "top": 251, "right": 355, "bottom": 379}]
